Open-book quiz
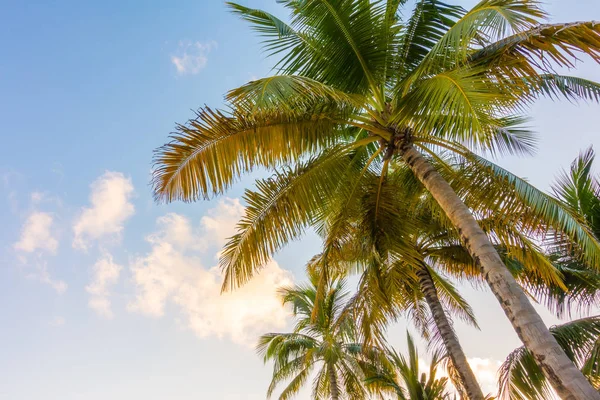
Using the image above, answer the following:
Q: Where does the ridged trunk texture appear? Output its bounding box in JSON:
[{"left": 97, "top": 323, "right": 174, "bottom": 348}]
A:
[
  {"left": 416, "top": 265, "right": 485, "bottom": 400},
  {"left": 327, "top": 363, "right": 340, "bottom": 400},
  {"left": 401, "top": 145, "right": 600, "bottom": 400}
]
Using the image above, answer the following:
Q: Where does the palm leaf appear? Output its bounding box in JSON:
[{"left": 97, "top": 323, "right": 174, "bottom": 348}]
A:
[
  {"left": 424, "top": 140, "right": 600, "bottom": 271},
  {"left": 427, "top": 0, "right": 545, "bottom": 64},
  {"left": 226, "top": 74, "right": 364, "bottom": 113},
  {"left": 272, "top": 0, "right": 393, "bottom": 99},
  {"left": 470, "top": 21, "right": 600, "bottom": 70},
  {"left": 499, "top": 316, "right": 600, "bottom": 400},
  {"left": 398, "top": 0, "right": 464, "bottom": 75},
  {"left": 152, "top": 104, "right": 347, "bottom": 202},
  {"left": 219, "top": 142, "right": 375, "bottom": 290}
]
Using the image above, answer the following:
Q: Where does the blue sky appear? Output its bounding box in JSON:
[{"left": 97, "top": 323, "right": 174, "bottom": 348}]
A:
[{"left": 1, "top": 1, "right": 600, "bottom": 399}]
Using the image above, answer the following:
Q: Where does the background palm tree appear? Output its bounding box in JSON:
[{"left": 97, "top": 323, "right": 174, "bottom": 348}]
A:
[
  {"left": 552, "top": 147, "right": 600, "bottom": 252},
  {"left": 258, "top": 272, "right": 372, "bottom": 399},
  {"left": 240, "top": 153, "right": 579, "bottom": 398},
  {"left": 365, "top": 332, "right": 454, "bottom": 400},
  {"left": 152, "top": 1, "right": 600, "bottom": 397}
]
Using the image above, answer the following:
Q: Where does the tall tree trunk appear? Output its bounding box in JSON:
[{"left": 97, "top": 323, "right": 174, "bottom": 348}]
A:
[
  {"left": 401, "top": 145, "right": 600, "bottom": 400},
  {"left": 416, "top": 264, "right": 485, "bottom": 400},
  {"left": 327, "top": 363, "right": 340, "bottom": 400}
]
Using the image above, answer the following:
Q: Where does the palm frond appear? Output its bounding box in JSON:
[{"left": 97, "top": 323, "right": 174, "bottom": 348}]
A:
[
  {"left": 470, "top": 21, "right": 600, "bottom": 71},
  {"left": 220, "top": 145, "right": 365, "bottom": 290},
  {"left": 524, "top": 258, "right": 600, "bottom": 319},
  {"left": 428, "top": 266, "right": 480, "bottom": 328},
  {"left": 529, "top": 75, "right": 600, "bottom": 103},
  {"left": 227, "top": 2, "right": 314, "bottom": 60},
  {"left": 273, "top": 0, "right": 394, "bottom": 99},
  {"left": 396, "top": 66, "right": 523, "bottom": 152},
  {"left": 499, "top": 316, "right": 600, "bottom": 400},
  {"left": 277, "top": 365, "right": 313, "bottom": 400},
  {"left": 226, "top": 75, "right": 363, "bottom": 113},
  {"left": 428, "top": 140, "right": 600, "bottom": 271},
  {"left": 421, "top": 0, "right": 546, "bottom": 71},
  {"left": 398, "top": 0, "right": 464, "bottom": 75},
  {"left": 552, "top": 146, "right": 600, "bottom": 238},
  {"left": 152, "top": 105, "right": 347, "bottom": 202}
]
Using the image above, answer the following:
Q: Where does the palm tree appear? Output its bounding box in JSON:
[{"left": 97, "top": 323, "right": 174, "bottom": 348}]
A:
[
  {"left": 257, "top": 272, "right": 372, "bottom": 399},
  {"left": 365, "top": 332, "right": 454, "bottom": 400},
  {"left": 318, "top": 161, "right": 567, "bottom": 399},
  {"left": 152, "top": 1, "right": 600, "bottom": 397}
]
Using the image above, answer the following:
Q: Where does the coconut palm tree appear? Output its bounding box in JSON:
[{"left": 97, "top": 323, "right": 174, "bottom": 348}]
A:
[
  {"left": 365, "top": 331, "right": 454, "bottom": 400},
  {"left": 258, "top": 272, "right": 373, "bottom": 399},
  {"left": 152, "top": 1, "right": 600, "bottom": 397},
  {"left": 316, "top": 160, "right": 569, "bottom": 399}
]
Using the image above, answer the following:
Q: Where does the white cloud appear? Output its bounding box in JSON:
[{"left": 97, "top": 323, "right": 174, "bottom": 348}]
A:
[
  {"left": 14, "top": 211, "right": 58, "bottom": 254},
  {"left": 73, "top": 171, "right": 135, "bottom": 250},
  {"left": 200, "top": 198, "right": 247, "bottom": 248},
  {"left": 128, "top": 198, "right": 293, "bottom": 346},
  {"left": 86, "top": 253, "right": 122, "bottom": 319},
  {"left": 171, "top": 40, "right": 217, "bottom": 75},
  {"left": 13, "top": 196, "right": 66, "bottom": 293},
  {"left": 26, "top": 260, "right": 68, "bottom": 294}
]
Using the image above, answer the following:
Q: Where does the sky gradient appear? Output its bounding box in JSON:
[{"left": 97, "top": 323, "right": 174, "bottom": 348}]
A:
[{"left": 1, "top": 1, "right": 600, "bottom": 399}]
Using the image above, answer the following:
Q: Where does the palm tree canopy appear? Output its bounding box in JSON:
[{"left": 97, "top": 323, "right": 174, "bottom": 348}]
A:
[
  {"left": 258, "top": 273, "right": 374, "bottom": 399},
  {"left": 152, "top": 2, "right": 600, "bottom": 398},
  {"left": 152, "top": 0, "right": 600, "bottom": 291}
]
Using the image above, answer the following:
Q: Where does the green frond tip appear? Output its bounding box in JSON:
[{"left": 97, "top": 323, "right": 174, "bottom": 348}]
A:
[
  {"left": 420, "top": 0, "right": 546, "bottom": 70},
  {"left": 226, "top": 2, "right": 296, "bottom": 39},
  {"left": 527, "top": 75, "right": 600, "bottom": 103}
]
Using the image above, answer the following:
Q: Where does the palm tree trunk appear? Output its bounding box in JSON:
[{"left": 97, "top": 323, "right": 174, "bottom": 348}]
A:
[
  {"left": 401, "top": 145, "right": 600, "bottom": 400},
  {"left": 327, "top": 363, "right": 340, "bottom": 400},
  {"left": 416, "top": 264, "right": 485, "bottom": 400}
]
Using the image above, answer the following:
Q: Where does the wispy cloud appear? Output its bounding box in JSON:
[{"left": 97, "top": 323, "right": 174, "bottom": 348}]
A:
[
  {"left": 13, "top": 192, "right": 66, "bottom": 293},
  {"left": 14, "top": 211, "right": 59, "bottom": 254},
  {"left": 25, "top": 260, "right": 68, "bottom": 294},
  {"left": 128, "top": 198, "right": 293, "bottom": 346},
  {"left": 86, "top": 252, "right": 122, "bottom": 319},
  {"left": 171, "top": 40, "right": 217, "bottom": 75},
  {"left": 2, "top": 170, "right": 21, "bottom": 214},
  {"left": 73, "top": 171, "right": 135, "bottom": 250}
]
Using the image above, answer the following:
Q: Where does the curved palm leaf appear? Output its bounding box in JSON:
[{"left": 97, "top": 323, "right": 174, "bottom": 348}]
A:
[
  {"left": 153, "top": 104, "right": 348, "bottom": 202},
  {"left": 499, "top": 316, "right": 600, "bottom": 400}
]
